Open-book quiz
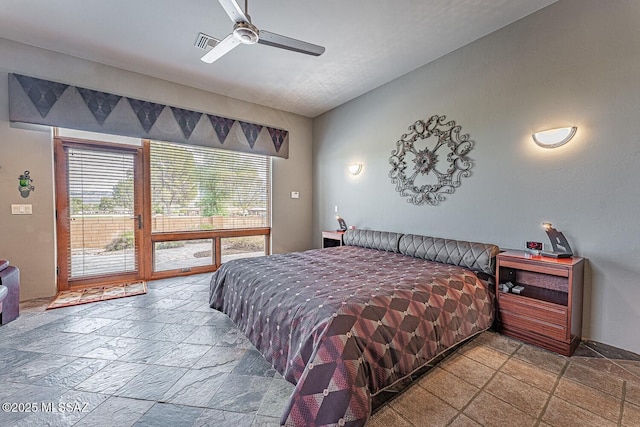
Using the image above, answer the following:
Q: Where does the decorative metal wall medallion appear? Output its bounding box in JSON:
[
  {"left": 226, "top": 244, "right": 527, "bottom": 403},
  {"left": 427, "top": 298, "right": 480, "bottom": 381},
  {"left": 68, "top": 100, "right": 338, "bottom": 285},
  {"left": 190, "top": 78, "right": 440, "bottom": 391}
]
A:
[{"left": 389, "top": 114, "right": 474, "bottom": 205}]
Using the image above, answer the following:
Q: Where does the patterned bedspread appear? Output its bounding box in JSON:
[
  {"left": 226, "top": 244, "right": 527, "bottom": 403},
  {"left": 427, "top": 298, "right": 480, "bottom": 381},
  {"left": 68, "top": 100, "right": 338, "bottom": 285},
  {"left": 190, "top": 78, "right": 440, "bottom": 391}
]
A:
[{"left": 209, "top": 245, "right": 494, "bottom": 426}]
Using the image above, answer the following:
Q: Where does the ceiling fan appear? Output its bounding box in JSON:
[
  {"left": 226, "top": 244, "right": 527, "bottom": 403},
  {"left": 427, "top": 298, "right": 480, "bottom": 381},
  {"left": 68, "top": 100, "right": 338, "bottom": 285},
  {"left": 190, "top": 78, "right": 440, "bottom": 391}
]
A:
[{"left": 198, "top": 0, "right": 325, "bottom": 63}]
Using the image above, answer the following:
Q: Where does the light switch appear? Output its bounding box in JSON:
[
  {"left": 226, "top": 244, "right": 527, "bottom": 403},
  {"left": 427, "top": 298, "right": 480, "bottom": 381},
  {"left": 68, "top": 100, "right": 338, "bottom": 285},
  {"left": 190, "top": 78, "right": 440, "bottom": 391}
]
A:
[
  {"left": 11, "top": 204, "right": 32, "bottom": 215},
  {"left": 290, "top": 191, "right": 300, "bottom": 199}
]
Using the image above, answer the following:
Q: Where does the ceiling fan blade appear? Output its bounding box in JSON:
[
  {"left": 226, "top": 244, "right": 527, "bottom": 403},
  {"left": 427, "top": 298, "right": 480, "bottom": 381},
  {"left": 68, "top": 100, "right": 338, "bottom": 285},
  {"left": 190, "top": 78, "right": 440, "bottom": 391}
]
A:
[
  {"left": 201, "top": 33, "right": 241, "bottom": 63},
  {"left": 218, "top": 0, "right": 249, "bottom": 23},
  {"left": 258, "top": 30, "right": 325, "bottom": 56}
]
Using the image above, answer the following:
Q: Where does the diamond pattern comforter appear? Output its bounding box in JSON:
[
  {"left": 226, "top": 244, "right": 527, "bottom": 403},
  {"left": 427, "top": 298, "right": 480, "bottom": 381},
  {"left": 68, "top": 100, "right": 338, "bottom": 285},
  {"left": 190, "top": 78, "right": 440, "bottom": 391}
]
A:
[{"left": 209, "top": 246, "right": 494, "bottom": 426}]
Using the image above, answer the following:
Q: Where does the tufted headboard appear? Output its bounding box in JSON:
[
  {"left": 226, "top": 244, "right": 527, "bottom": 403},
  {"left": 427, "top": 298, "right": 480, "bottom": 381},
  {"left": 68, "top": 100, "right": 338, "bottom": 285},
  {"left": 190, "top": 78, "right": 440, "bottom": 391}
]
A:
[
  {"left": 342, "top": 229, "right": 402, "bottom": 253},
  {"left": 399, "top": 234, "right": 499, "bottom": 275},
  {"left": 341, "top": 229, "right": 499, "bottom": 275}
]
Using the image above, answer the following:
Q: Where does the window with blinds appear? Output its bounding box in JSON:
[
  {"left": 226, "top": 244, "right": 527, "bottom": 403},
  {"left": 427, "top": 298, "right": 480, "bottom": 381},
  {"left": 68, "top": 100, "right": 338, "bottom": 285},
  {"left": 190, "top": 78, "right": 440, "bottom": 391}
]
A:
[
  {"left": 149, "top": 140, "right": 271, "bottom": 233},
  {"left": 66, "top": 146, "right": 139, "bottom": 279}
]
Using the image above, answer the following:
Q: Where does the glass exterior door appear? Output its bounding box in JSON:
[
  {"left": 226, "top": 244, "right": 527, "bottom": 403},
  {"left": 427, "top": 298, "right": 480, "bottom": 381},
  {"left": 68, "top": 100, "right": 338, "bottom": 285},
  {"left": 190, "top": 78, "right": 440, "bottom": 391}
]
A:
[{"left": 55, "top": 139, "right": 143, "bottom": 289}]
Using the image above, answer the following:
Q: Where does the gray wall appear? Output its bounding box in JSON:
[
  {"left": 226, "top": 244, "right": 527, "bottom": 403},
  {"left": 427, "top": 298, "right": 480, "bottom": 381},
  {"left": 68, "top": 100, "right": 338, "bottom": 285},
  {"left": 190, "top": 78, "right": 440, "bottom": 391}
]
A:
[
  {"left": 0, "top": 38, "right": 313, "bottom": 300},
  {"left": 313, "top": 0, "right": 640, "bottom": 354}
]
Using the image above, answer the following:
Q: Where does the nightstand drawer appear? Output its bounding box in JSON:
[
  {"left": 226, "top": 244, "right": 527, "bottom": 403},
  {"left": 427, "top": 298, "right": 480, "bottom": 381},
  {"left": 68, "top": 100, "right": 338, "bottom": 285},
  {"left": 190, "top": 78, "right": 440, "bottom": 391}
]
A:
[
  {"left": 499, "top": 295, "right": 567, "bottom": 326},
  {"left": 499, "top": 310, "right": 568, "bottom": 341}
]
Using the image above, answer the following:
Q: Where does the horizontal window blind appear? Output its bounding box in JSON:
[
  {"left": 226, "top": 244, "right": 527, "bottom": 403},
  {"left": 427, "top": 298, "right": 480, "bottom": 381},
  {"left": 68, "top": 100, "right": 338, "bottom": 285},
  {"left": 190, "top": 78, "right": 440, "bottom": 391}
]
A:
[
  {"left": 150, "top": 140, "right": 271, "bottom": 233},
  {"left": 66, "top": 147, "right": 138, "bottom": 279}
]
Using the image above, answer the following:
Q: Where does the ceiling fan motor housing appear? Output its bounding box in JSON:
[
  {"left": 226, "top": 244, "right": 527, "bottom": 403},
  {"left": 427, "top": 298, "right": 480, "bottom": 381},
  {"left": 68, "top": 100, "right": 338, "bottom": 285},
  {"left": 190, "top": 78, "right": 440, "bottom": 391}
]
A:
[{"left": 233, "top": 22, "right": 259, "bottom": 44}]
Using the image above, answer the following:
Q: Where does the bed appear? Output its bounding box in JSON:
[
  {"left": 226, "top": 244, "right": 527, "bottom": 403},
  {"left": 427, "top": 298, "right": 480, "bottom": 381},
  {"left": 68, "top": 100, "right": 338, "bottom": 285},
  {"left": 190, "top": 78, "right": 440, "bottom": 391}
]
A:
[{"left": 209, "top": 229, "right": 499, "bottom": 426}]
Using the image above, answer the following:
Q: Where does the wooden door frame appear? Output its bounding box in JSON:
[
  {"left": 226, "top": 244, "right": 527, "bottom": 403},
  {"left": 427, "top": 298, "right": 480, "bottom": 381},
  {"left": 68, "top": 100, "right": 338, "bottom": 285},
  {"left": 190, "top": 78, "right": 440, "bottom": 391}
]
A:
[{"left": 54, "top": 137, "right": 145, "bottom": 291}]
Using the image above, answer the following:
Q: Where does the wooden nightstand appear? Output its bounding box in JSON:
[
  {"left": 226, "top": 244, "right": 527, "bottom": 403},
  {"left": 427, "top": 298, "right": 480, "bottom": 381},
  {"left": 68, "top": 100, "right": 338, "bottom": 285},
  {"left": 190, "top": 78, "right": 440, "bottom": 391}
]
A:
[
  {"left": 322, "top": 231, "right": 345, "bottom": 248},
  {"left": 495, "top": 250, "right": 585, "bottom": 356}
]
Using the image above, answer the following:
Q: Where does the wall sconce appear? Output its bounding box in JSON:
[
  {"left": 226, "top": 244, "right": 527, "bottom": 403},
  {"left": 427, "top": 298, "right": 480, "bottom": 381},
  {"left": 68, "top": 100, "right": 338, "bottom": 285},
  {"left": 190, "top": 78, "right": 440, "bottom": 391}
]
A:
[
  {"left": 18, "top": 170, "right": 35, "bottom": 198},
  {"left": 541, "top": 222, "right": 573, "bottom": 258},
  {"left": 532, "top": 126, "right": 577, "bottom": 148},
  {"left": 348, "top": 163, "right": 362, "bottom": 175}
]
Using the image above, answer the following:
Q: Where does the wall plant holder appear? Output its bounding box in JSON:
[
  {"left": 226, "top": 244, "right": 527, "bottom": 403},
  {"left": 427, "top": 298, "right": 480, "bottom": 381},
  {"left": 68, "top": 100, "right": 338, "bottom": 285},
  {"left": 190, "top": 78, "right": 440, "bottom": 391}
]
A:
[{"left": 389, "top": 114, "right": 474, "bottom": 205}]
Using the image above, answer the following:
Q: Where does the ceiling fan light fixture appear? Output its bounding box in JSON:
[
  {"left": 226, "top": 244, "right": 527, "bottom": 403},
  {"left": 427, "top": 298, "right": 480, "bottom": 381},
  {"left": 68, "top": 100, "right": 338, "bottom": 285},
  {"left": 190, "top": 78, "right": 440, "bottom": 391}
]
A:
[{"left": 233, "top": 22, "right": 259, "bottom": 44}]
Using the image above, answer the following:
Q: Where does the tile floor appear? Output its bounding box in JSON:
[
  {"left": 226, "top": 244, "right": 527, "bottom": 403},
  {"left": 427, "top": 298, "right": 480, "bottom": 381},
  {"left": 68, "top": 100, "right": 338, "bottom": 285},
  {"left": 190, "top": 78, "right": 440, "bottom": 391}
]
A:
[{"left": 1, "top": 273, "right": 639, "bottom": 426}]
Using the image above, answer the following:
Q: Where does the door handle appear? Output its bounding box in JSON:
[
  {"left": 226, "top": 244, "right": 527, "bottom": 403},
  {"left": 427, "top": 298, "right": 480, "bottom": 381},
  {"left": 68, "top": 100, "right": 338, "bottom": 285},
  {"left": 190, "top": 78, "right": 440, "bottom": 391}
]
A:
[{"left": 136, "top": 214, "right": 143, "bottom": 230}]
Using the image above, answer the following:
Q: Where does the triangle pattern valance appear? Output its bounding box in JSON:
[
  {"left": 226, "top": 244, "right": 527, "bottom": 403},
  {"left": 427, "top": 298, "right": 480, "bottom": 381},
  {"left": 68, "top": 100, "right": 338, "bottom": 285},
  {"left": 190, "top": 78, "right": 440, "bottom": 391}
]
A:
[{"left": 8, "top": 73, "right": 289, "bottom": 159}]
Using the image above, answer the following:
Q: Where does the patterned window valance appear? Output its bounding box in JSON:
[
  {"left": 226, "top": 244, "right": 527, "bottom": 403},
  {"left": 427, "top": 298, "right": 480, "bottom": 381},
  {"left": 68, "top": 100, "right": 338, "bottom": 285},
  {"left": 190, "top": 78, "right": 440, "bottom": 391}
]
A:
[{"left": 8, "top": 73, "right": 289, "bottom": 159}]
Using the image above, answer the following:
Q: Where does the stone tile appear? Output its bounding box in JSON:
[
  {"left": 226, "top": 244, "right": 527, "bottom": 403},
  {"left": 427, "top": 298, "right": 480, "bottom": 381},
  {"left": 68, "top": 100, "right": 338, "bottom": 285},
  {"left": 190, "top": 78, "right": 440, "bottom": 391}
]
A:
[
  {"left": 184, "top": 324, "right": 252, "bottom": 348},
  {"left": 0, "top": 353, "right": 76, "bottom": 384},
  {"left": 73, "top": 396, "right": 154, "bottom": 427},
  {"left": 233, "top": 349, "right": 276, "bottom": 377},
  {"left": 183, "top": 325, "right": 227, "bottom": 345},
  {"left": 118, "top": 320, "right": 168, "bottom": 339},
  {"left": 116, "top": 365, "right": 188, "bottom": 401},
  {"left": 0, "top": 381, "right": 30, "bottom": 401},
  {"left": 154, "top": 343, "right": 212, "bottom": 368},
  {"left": 0, "top": 327, "right": 56, "bottom": 350},
  {"left": 619, "top": 360, "right": 640, "bottom": 381},
  {"left": 132, "top": 402, "right": 203, "bottom": 427},
  {"left": 34, "top": 357, "right": 110, "bottom": 388},
  {"left": 368, "top": 405, "right": 412, "bottom": 427},
  {"left": 192, "top": 346, "right": 247, "bottom": 371},
  {"left": 500, "top": 358, "right": 559, "bottom": 392},
  {"left": 76, "top": 361, "right": 147, "bottom": 394},
  {"left": 570, "top": 356, "right": 640, "bottom": 383},
  {"left": 623, "top": 402, "right": 640, "bottom": 427},
  {"left": 458, "top": 343, "right": 510, "bottom": 369},
  {"left": 51, "top": 333, "right": 114, "bottom": 357},
  {"left": 161, "top": 309, "right": 217, "bottom": 326},
  {"left": 0, "top": 312, "right": 65, "bottom": 336},
  {"left": 513, "top": 343, "right": 567, "bottom": 374},
  {"left": 554, "top": 377, "right": 622, "bottom": 422},
  {"left": 542, "top": 396, "right": 616, "bottom": 427},
  {"left": 572, "top": 343, "right": 604, "bottom": 358},
  {"left": 205, "top": 312, "right": 237, "bottom": 328},
  {"left": 627, "top": 380, "right": 640, "bottom": 406},
  {"left": 390, "top": 385, "right": 458, "bottom": 426},
  {"left": 440, "top": 353, "right": 496, "bottom": 388},
  {"left": 163, "top": 368, "right": 228, "bottom": 406},
  {"left": 193, "top": 409, "right": 256, "bottom": 427},
  {"left": 449, "top": 413, "right": 482, "bottom": 427},
  {"left": 207, "top": 374, "right": 273, "bottom": 413},
  {"left": 417, "top": 367, "right": 479, "bottom": 410},
  {"left": 464, "top": 391, "right": 536, "bottom": 427},
  {"left": 13, "top": 389, "right": 109, "bottom": 427},
  {"left": 583, "top": 340, "right": 640, "bottom": 362},
  {"left": 471, "top": 331, "right": 521, "bottom": 355},
  {"left": 256, "top": 378, "right": 295, "bottom": 418},
  {"left": 564, "top": 361, "right": 624, "bottom": 398},
  {"left": 49, "top": 316, "right": 120, "bottom": 334},
  {"left": 117, "top": 339, "right": 176, "bottom": 364},
  {"left": 81, "top": 305, "right": 141, "bottom": 320},
  {"left": 0, "top": 348, "right": 42, "bottom": 370},
  {"left": 252, "top": 415, "right": 281, "bottom": 427},
  {"left": 485, "top": 372, "right": 549, "bottom": 418},
  {"left": 146, "top": 323, "right": 198, "bottom": 342},
  {"left": 92, "top": 319, "right": 139, "bottom": 337},
  {"left": 0, "top": 384, "right": 68, "bottom": 425},
  {"left": 81, "top": 336, "right": 145, "bottom": 360},
  {"left": 148, "top": 298, "right": 191, "bottom": 311},
  {"left": 216, "top": 328, "right": 253, "bottom": 348},
  {"left": 20, "top": 331, "right": 78, "bottom": 353}
]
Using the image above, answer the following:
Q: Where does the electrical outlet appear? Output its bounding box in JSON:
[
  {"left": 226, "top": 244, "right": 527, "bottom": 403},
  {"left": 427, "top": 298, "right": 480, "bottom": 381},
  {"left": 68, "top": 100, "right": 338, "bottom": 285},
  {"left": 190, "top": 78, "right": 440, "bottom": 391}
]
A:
[
  {"left": 11, "top": 204, "right": 33, "bottom": 215},
  {"left": 290, "top": 191, "right": 300, "bottom": 199}
]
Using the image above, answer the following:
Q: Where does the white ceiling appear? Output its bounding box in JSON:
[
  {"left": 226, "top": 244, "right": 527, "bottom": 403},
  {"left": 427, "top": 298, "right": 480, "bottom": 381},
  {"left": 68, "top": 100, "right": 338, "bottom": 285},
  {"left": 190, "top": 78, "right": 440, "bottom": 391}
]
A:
[{"left": 0, "top": 0, "right": 557, "bottom": 118}]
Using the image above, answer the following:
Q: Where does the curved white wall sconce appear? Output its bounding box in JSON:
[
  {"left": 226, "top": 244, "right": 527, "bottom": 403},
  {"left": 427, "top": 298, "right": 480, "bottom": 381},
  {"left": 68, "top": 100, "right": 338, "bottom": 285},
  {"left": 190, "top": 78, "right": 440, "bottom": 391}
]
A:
[
  {"left": 348, "top": 163, "right": 362, "bottom": 175},
  {"left": 532, "top": 126, "right": 577, "bottom": 148}
]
